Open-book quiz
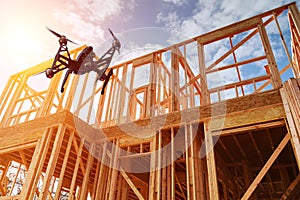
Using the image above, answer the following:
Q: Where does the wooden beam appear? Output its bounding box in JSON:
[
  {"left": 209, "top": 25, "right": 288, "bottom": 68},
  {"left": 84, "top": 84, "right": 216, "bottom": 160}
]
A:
[
  {"left": 171, "top": 127, "right": 175, "bottom": 200},
  {"left": 39, "top": 124, "right": 66, "bottom": 200},
  {"left": 149, "top": 135, "right": 157, "bottom": 199},
  {"left": 280, "top": 87, "right": 300, "bottom": 169},
  {"left": 80, "top": 143, "right": 95, "bottom": 200},
  {"left": 94, "top": 142, "right": 108, "bottom": 200},
  {"left": 171, "top": 46, "right": 180, "bottom": 112},
  {"left": 185, "top": 124, "right": 191, "bottom": 199},
  {"left": 289, "top": 4, "right": 300, "bottom": 43},
  {"left": 21, "top": 128, "right": 53, "bottom": 200},
  {"left": 155, "top": 130, "right": 162, "bottom": 200},
  {"left": 119, "top": 167, "right": 145, "bottom": 200},
  {"left": 204, "top": 121, "right": 219, "bottom": 200},
  {"left": 68, "top": 138, "right": 85, "bottom": 200},
  {"left": 197, "top": 42, "right": 209, "bottom": 105},
  {"left": 108, "top": 140, "right": 120, "bottom": 200},
  {"left": 102, "top": 90, "right": 284, "bottom": 138},
  {"left": 54, "top": 131, "right": 74, "bottom": 200},
  {"left": 18, "top": 150, "right": 29, "bottom": 169},
  {"left": 0, "top": 142, "right": 37, "bottom": 155},
  {"left": 241, "top": 133, "right": 291, "bottom": 200},
  {"left": 258, "top": 20, "right": 282, "bottom": 88},
  {"left": 280, "top": 173, "right": 300, "bottom": 200},
  {"left": 198, "top": 16, "right": 261, "bottom": 45}
]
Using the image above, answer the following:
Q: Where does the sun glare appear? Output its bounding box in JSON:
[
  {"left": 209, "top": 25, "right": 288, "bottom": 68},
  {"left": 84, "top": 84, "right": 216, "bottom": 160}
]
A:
[{"left": 10, "top": 25, "right": 43, "bottom": 54}]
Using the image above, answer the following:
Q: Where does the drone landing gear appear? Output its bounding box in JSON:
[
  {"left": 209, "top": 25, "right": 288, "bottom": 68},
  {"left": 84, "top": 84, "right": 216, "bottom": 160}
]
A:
[
  {"left": 101, "top": 69, "right": 113, "bottom": 95},
  {"left": 61, "top": 69, "right": 72, "bottom": 93}
]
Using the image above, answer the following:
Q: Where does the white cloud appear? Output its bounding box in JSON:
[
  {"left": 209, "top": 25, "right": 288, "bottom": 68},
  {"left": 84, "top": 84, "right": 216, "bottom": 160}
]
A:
[
  {"left": 156, "top": 11, "right": 181, "bottom": 30},
  {"left": 52, "top": 0, "right": 137, "bottom": 45},
  {"left": 154, "top": 0, "right": 298, "bottom": 100},
  {"left": 162, "top": 0, "right": 188, "bottom": 6}
]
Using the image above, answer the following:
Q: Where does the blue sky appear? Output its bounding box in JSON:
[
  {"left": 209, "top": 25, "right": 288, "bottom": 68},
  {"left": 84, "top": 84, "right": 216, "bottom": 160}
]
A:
[{"left": 0, "top": 0, "right": 298, "bottom": 94}]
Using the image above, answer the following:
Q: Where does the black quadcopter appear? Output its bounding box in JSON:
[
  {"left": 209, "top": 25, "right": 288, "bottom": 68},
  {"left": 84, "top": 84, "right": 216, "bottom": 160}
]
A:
[{"left": 44, "top": 27, "right": 121, "bottom": 94}]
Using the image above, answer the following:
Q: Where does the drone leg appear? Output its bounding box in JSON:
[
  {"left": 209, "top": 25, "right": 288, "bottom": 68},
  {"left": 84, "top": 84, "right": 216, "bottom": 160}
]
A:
[
  {"left": 101, "top": 69, "right": 113, "bottom": 95},
  {"left": 61, "top": 70, "right": 71, "bottom": 93}
]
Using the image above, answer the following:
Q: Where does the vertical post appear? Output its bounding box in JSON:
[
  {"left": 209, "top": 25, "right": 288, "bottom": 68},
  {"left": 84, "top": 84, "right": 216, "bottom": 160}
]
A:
[
  {"left": 127, "top": 65, "right": 136, "bottom": 122},
  {"left": 289, "top": 4, "right": 300, "bottom": 38},
  {"left": 95, "top": 142, "right": 108, "bottom": 200},
  {"left": 280, "top": 87, "right": 300, "bottom": 170},
  {"left": 65, "top": 74, "right": 79, "bottom": 111},
  {"left": 197, "top": 42, "right": 210, "bottom": 105},
  {"left": 288, "top": 4, "right": 300, "bottom": 78},
  {"left": 2, "top": 73, "right": 28, "bottom": 126},
  {"left": 54, "top": 131, "right": 74, "bottom": 200},
  {"left": 0, "top": 76, "right": 14, "bottom": 120},
  {"left": 80, "top": 143, "right": 95, "bottom": 200},
  {"left": 185, "top": 124, "right": 191, "bottom": 199},
  {"left": 0, "top": 160, "right": 10, "bottom": 196},
  {"left": 273, "top": 12, "right": 297, "bottom": 78},
  {"left": 39, "top": 124, "right": 66, "bottom": 200},
  {"left": 21, "top": 128, "right": 53, "bottom": 200},
  {"left": 149, "top": 133, "right": 157, "bottom": 199},
  {"left": 117, "top": 65, "right": 128, "bottom": 124},
  {"left": 68, "top": 138, "right": 85, "bottom": 200},
  {"left": 189, "top": 124, "right": 198, "bottom": 200},
  {"left": 108, "top": 140, "right": 120, "bottom": 200},
  {"left": 171, "top": 46, "right": 180, "bottom": 112},
  {"left": 204, "top": 121, "right": 220, "bottom": 200},
  {"left": 155, "top": 130, "right": 162, "bottom": 200},
  {"left": 258, "top": 20, "right": 282, "bottom": 89},
  {"left": 37, "top": 71, "right": 63, "bottom": 117},
  {"left": 147, "top": 53, "right": 158, "bottom": 117},
  {"left": 171, "top": 127, "right": 175, "bottom": 200}
]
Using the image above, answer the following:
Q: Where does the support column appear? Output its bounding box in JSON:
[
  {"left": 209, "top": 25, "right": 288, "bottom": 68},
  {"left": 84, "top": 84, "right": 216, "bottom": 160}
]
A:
[
  {"left": 197, "top": 42, "right": 210, "bottom": 105},
  {"left": 147, "top": 53, "right": 158, "bottom": 117},
  {"left": 21, "top": 128, "right": 54, "bottom": 200},
  {"left": 95, "top": 142, "right": 108, "bottom": 200},
  {"left": 258, "top": 20, "right": 282, "bottom": 89},
  {"left": 39, "top": 124, "right": 66, "bottom": 200},
  {"left": 149, "top": 133, "right": 158, "bottom": 199},
  {"left": 171, "top": 46, "right": 180, "bottom": 112},
  {"left": 280, "top": 80, "right": 300, "bottom": 170},
  {"left": 204, "top": 121, "right": 220, "bottom": 200},
  {"left": 54, "top": 131, "right": 75, "bottom": 200}
]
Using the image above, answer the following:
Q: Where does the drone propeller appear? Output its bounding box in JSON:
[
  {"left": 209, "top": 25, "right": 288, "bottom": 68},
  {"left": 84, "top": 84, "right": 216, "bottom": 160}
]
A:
[
  {"left": 108, "top": 28, "right": 121, "bottom": 54},
  {"left": 108, "top": 28, "right": 117, "bottom": 40},
  {"left": 33, "top": 70, "right": 47, "bottom": 76},
  {"left": 46, "top": 27, "right": 78, "bottom": 45}
]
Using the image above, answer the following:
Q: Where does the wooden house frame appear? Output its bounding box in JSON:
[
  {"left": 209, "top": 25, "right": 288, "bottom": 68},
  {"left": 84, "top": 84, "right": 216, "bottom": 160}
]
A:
[{"left": 0, "top": 2, "right": 300, "bottom": 199}]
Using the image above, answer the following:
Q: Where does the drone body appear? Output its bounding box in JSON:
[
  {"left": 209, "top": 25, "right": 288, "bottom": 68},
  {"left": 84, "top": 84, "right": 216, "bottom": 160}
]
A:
[{"left": 45, "top": 27, "right": 121, "bottom": 94}]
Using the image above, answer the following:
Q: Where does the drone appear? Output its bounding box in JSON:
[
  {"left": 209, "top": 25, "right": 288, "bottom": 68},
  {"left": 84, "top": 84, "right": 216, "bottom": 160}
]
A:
[{"left": 44, "top": 27, "right": 121, "bottom": 94}]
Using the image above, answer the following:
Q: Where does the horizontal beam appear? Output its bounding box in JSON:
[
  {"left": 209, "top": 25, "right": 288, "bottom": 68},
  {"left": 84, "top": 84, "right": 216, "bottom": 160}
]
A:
[
  {"left": 212, "top": 119, "right": 285, "bottom": 136},
  {"left": 0, "top": 141, "right": 37, "bottom": 155},
  {"left": 102, "top": 89, "right": 284, "bottom": 138},
  {"left": 0, "top": 111, "right": 97, "bottom": 150}
]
